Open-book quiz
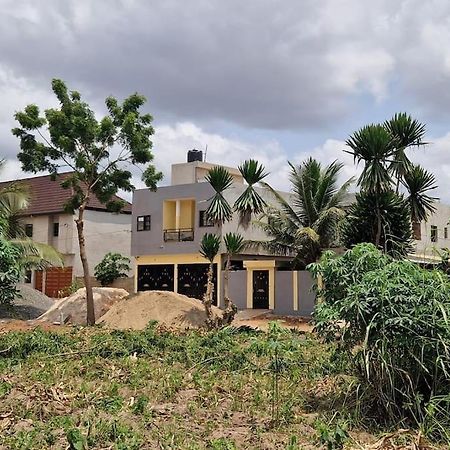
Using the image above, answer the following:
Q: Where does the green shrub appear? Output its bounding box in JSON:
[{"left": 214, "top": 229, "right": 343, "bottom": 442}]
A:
[
  {"left": 94, "top": 252, "right": 130, "bottom": 286},
  {"left": 0, "top": 237, "right": 21, "bottom": 305},
  {"left": 309, "top": 244, "right": 450, "bottom": 437}
]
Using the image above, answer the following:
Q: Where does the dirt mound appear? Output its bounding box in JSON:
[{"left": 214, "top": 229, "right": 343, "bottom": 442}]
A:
[
  {"left": 0, "top": 284, "right": 54, "bottom": 320},
  {"left": 38, "top": 287, "right": 128, "bottom": 325},
  {"left": 98, "top": 290, "right": 221, "bottom": 330}
]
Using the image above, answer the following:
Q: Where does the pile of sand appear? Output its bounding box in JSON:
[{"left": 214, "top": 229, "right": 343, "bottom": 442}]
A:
[
  {"left": 98, "top": 290, "right": 221, "bottom": 330},
  {"left": 38, "top": 287, "right": 128, "bottom": 325}
]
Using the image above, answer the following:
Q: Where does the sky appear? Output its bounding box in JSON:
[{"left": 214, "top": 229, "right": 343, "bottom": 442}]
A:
[{"left": 2, "top": 0, "right": 450, "bottom": 200}]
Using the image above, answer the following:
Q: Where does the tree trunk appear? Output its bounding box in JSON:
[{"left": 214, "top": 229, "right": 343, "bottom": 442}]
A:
[
  {"left": 203, "top": 262, "right": 216, "bottom": 329},
  {"left": 75, "top": 204, "right": 95, "bottom": 325},
  {"left": 375, "top": 198, "right": 382, "bottom": 248},
  {"left": 222, "top": 253, "right": 237, "bottom": 325}
]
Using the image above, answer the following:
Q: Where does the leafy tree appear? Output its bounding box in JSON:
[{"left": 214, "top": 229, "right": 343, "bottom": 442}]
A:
[
  {"left": 94, "top": 252, "right": 131, "bottom": 286},
  {"left": 199, "top": 233, "right": 221, "bottom": 328},
  {"left": 0, "top": 236, "right": 21, "bottom": 305},
  {"left": 258, "top": 158, "right": 353, "bottom": 268},
  {"left": 345, "top": 113, "right": 436, "bottom": 254},
  {"left": 12, "top": 79, "right": 162, "bottom": 324}
]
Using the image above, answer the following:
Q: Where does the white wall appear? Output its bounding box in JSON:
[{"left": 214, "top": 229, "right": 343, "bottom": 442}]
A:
[{"left": 71, "top": 209, "right": 132, "bottom": 277}]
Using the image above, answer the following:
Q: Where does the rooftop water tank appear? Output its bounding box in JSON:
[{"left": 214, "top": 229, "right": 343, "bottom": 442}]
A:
[{"left": 187, "top": 149, "right": 203, "bottom": 163}]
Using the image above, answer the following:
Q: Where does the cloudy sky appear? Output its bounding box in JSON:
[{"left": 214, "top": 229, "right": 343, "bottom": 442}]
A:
[{"left": 2, "top": 0, "right": 450, "bottom": 199}]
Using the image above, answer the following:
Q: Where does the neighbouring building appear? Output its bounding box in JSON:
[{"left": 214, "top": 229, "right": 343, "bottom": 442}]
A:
[
  {"left": 131, "top": 151, "right": 316, "bottom": 316},
  {"left": 0, "top": 172, "right": 133, "bottom": 297}
]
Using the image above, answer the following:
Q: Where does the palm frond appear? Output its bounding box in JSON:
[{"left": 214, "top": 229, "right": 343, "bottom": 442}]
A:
[
  {"left": 346, "top": 124, "right": 395, "bottom": 193},
  {"left": 205, "top": 166, "right": 234, "bottom": 225},
  {"left": 402, "top": 164, "right": 438, "bottom": 223},
  {"left": 224, "top": 232, "right": 245, "bottom": 255},
  {"left": 11, "top": 239, "right": 64, "bottom": 270},
  {"left": 199, "top": 233, "right": 221, "bottom": 263}
]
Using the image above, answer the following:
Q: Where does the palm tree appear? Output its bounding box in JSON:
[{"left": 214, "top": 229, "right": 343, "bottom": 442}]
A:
[
  {"left": 199, "top": 233, "right": 221, "bottom": 328},
  {"left": 384, "top": 113, "right": 427, "bottom": 191},
  {"left": 234, "top": 159, "right": 268, "bottom": 228},
  {"left": 402, "top": 164, "right": 437, "bottom": 224},
  {"left": 0, "top": 161, "right": 62, "bottom": 272},
  {"left": 203, "top": 161, "right": 268, "bottom": 326},
  {"left": 205, "top": 166, "right": 234, "bottom": 225},
  {"left": 222, "top": 232, "right": 245, "bottom": 324},
  {"left": 259, "top": 158, "right": 353, "bottom": 268}
]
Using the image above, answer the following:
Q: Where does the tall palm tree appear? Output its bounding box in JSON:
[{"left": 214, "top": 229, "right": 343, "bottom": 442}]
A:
[
  {"left": 402, "top": 164, "right": 437, "bottom": 224},
  {"left": 205, "top": 166, "right": 234, "bottom": 225},
  {"left": 384, "top": 113, "right": 427, "bottom": 191},
  {"left": 199, "top": 233, "right": 221, "bottom": 328},
  {"left": 259, "top": 158, "right": 353, "bottom": 268},
  {"left": 222, "top": 232, "right": 245, "bottom": 324}
]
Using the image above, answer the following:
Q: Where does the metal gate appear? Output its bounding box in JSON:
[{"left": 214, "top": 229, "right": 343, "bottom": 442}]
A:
[
  {"left": 178, "top": 263, "right": 217, "bottom": 305},
  {"left": 137, "top": 264, "right": 175, "bottom": 291},
  {"left": 253, "top": 270, "right": 269, "bottom": 309}
]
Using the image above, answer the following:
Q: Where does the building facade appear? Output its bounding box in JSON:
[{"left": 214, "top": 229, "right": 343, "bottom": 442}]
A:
[{"left": 0, "top": 173, "right": 132, "bottom": 297}]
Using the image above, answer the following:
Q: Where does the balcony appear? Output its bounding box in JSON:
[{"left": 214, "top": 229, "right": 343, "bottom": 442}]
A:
[{"left": 163, "top": 228, "right": 194, "bottom": 242}]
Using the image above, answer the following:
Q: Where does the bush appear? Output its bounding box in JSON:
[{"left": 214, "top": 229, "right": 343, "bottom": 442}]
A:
[
  {"left": 0, "top": 237, "right": 21, "bottom": 305},
  {"left": 309, "top": 244, "right": 450, "bottom": 436},
  {"left": 94, "top": 252, "right": 130, "bottom": 286}
]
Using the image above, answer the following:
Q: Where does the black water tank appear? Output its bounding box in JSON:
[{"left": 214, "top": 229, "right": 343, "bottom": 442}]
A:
[{"left": 187, "top": 149, "right": 203, "bottom": 163}]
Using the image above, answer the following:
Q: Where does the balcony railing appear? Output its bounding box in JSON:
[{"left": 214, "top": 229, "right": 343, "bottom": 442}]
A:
[{"left": 163, "top": 228, "right": 194, "bottom": 242}]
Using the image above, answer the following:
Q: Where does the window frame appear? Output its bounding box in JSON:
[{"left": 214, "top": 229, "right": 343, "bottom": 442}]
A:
[
  {"left": 199, "top": 210, "right": 214, "bottom": 228},
  {"left": 25, "top": 223, "right": 33, "bottom": 238},
  {"left": 431, "top": 225, "right": 438, "bottom": 243},
  {"left": 53, "top": 222, "right": 59, "bottom": 237},
  {"left": 137, "top": 215, "right": 151, "bottom": 231},
  {"left": 445, "top": 227, "right": 448, "bottom": 240}
]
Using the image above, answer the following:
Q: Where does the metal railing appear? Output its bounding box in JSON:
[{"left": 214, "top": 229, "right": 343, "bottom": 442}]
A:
[{"left": 163, "top": 228, "right": 194, "bottom": 242}]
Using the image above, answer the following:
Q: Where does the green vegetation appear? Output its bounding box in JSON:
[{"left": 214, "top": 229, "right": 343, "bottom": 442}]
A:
[
  {"left": 259, "top": 157, "right": 353, "bottom": 268},
  {"left": 94, "top": 252, "right": 131, "bottom": 286},
  {"left": 310, "top": 243, "right": 450, "bottom": 441},
  {"left": 12, "top": 79, "right": 162, "bottom": 325},
  {"left": 0, "top": 324, "right": 444, "bottom": 449},
  {"left": 345, "top": 113, "right": 437, "bottom": 256}
]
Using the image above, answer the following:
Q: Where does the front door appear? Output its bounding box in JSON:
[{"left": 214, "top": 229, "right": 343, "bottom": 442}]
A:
[{"left": 252, "top": 270, "right": 269, "bottom": 309}]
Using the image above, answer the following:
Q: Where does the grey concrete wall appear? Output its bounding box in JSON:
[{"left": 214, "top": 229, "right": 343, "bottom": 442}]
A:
[
  {"left": 131, "top": 183, "right": 219, "bottom": 256},
  {"left": 224, "top": 271, "right": 247, "bottom": 309},
  {"left": 273, "top": 271, "right": 294, "bottom": 315},
  {"left": 298, "top": 271, "right": 316, "bottom": 317}
]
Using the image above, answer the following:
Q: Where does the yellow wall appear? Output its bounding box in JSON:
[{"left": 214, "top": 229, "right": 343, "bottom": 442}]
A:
[
  {"left": 163, "top": 201, "right": 176, "bottom": 229},
  {"left": 179, "top": 200, "right": 195, "bottom": 228}
]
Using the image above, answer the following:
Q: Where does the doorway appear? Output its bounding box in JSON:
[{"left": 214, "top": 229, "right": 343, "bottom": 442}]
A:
[{"left": 252, "top": 270, "right": 269, "bottom": 309}]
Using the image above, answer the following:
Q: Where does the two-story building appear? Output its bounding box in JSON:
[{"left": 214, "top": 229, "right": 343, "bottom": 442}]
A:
[
  {"left": 131, "top": 151, "right": 316, "bottom": 315},
  {"left": 0, "top": 172, "right": 133, "bottom": 297}
]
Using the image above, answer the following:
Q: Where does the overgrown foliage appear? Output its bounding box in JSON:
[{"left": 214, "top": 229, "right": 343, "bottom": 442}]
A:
[
  {"left": 344, "top": 113, "right": 437, "bottom": 256},
  {"left": 12, "top": 79, "right": 162, "bottom": 325},
  {"left": 94, "top": 252, "right": 131, "bottom": 286},
  {"left": 0, "top": 236, "right": 21, "bottom": 305},
  {"left": 309, "top": 244, "right": 450, "bottom": 439},
  {"left": 258, "top": 158, "right": 353, "bottom": 268}
]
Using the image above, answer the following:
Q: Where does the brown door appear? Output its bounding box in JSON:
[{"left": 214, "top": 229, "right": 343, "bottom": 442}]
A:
[{"left": 35, "top": 267, "right": 73, "bottom": 297}]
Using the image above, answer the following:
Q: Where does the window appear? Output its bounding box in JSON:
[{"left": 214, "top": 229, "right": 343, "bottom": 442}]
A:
[
  {"left": 431, "top": 225, "right": 438, "bottom": 243},
  {"left": 412, "top": 221, "right": 421, "bottom": 240},
  {"left": 53, "top": 222, "right": 59, "bottom": 237},
  {"left": 24, "top": 270, "right": 32, "bottom": 284},
  {"left": 137, "top": 215, "right": 151, "bottom": 231},
  {"left": 445, "top": 227, "right": 448, "bottom": 239},
  {"left": 25, "top": 223, "right": 33, "bottom": 237},
  {"left": 199, "top": 210, "right": 214, "bottom": 227}
]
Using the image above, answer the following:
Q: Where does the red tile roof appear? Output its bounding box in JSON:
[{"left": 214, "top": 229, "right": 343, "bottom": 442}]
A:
[{"left": 0, "top": 172, "right": 132, "bottom": 216}]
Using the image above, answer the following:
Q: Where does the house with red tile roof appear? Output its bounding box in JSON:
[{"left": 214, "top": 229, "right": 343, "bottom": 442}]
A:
[{"left": 0, "top": 172, "right": 132, "bottom": 297}]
